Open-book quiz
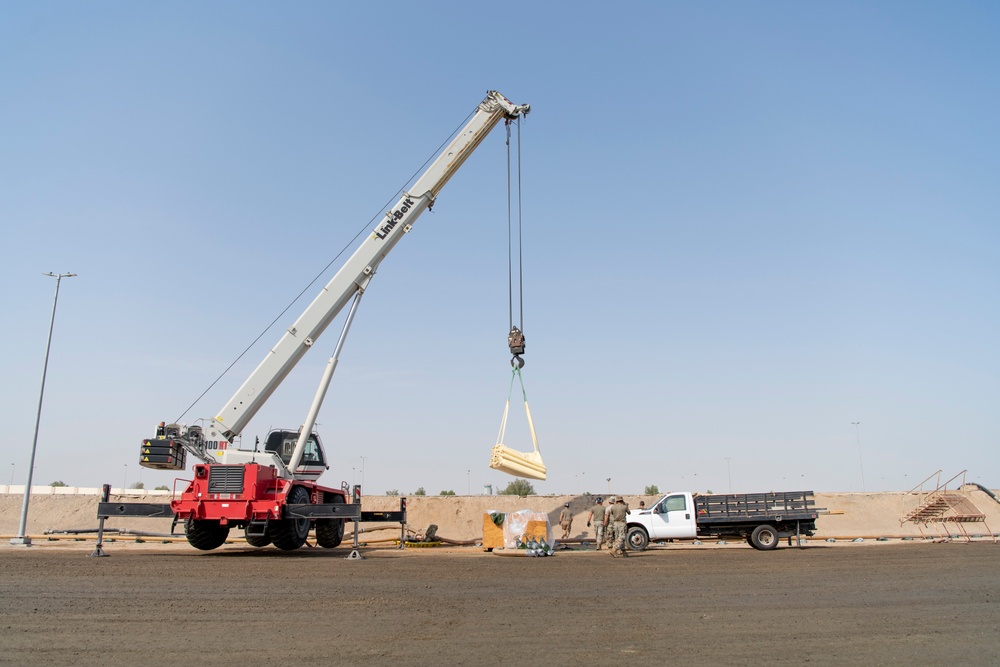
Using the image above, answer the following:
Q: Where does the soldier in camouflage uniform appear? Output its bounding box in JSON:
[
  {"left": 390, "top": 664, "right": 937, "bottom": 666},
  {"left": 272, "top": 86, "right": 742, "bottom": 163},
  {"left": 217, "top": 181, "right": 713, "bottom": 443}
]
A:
[
  {"left": 587, "top": 497, "right": 606, "bottom": 550},
  {"left": 608, "top": 496, "right": 630, "bottom": 557},
  {"left": 602, "top": 496, "right": 616, "bottom": 549}
]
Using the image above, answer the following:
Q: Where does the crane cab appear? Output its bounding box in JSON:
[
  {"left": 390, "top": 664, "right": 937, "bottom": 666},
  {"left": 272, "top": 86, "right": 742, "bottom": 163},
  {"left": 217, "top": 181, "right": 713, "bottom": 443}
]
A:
[{"left": 264, "top": 429, "right": 327, "bottom": 481}]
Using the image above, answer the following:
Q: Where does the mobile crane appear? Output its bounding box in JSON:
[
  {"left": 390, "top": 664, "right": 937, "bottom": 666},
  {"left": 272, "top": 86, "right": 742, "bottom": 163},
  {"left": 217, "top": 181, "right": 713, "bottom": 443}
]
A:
[{"left": 131, "top": 91, "right": 531, "bottom": 551}]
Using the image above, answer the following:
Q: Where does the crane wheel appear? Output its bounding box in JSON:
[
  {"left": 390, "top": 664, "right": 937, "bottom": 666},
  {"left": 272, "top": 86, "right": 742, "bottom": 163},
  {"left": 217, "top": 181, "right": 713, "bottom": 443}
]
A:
[
  {"left": 185, "top": 518, "right": 230, "bottom": 551},
  {"left": 245, "top": 530, "right": 271, "bottom": 548},
  {"left": 316, "top": 495, "right": 345, "bottom": 548},
  {"left": 270, "top": 486, "right": 312, "bottom": 551}
]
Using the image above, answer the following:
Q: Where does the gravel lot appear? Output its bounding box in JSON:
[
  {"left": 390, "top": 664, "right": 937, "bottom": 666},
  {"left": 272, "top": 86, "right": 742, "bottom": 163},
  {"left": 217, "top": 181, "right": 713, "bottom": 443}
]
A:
[{"left": 1, "top": 541, "right": 997, "bottom": 666}]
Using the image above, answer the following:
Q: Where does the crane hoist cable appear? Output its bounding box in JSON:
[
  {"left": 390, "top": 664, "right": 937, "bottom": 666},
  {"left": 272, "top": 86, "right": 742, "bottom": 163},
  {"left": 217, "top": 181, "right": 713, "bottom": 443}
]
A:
[
  {"left": 489, "top": 115, "right": 546, "bottom": 481},
  {"left": 506, "top": 115, "right": 526, "bottom": 369}
]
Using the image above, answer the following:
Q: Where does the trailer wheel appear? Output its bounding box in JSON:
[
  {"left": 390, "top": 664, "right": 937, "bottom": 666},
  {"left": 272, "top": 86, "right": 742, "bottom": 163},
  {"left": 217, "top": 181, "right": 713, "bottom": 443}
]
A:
[
  {"left": 750, "top": 524, "right": 779, "bottom": 551},
  {"left": 244, "top": 530, "right": 271, "bottom": 548},
  {"left": 316, "top": 495, "right": 345, "bottom": 549},
  {"left": 626, "top": 526, "right": 649, "bottom": 551},
  {"left": 270, "top": 486, "right": 312, "bottom": 551},
  {"left": 185, "top": 518, "right": 230, "bottom": 551}
]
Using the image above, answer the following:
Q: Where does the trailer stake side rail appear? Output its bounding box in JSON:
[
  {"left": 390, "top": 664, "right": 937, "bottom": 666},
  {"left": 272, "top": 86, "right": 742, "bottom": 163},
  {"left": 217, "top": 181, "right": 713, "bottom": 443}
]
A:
[{"left": 695, "top": 491, "right": 824, "bottom": 524}]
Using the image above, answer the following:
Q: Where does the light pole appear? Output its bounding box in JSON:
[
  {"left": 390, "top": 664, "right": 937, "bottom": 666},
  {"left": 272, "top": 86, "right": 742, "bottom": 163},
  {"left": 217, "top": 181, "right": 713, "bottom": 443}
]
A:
[
  {"left": 360, "top": 456, "right": 366, "bottom": 491},
  {"left": 12, "top": 272, "right": 77, "bottom": 546},
  {"left": 852, "top": 422, "right": 866, "bottom": 492},
  {"left": 725, "top": 457, "right": 733, "bottom": 494},
  {"left": 606, "top": 478, "right": 611, "bottom": 493},
  {"left": 467, "top": 469, "right": 471, "bottom": 495},
  {"left": 123, "top": 464, "right": 128, "bottom": 490},
  {"left": 9, "top": 463, "right": 14, "bottom": 488}
]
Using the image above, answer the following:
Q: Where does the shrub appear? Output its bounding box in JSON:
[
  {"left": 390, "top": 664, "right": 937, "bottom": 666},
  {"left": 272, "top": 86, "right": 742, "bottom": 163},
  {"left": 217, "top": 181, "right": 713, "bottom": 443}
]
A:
[
  {"left": 644, "top": 485, "right": 659, "bottom": 495},
  {"left": 413, "top": 487, "right": 426, "bottom": 496},
  {"left": 499, "top": 479, "right": 535, "bottom": 496},
  {"left": 439, "top": 490, "right": 456, "bottom": 496}
]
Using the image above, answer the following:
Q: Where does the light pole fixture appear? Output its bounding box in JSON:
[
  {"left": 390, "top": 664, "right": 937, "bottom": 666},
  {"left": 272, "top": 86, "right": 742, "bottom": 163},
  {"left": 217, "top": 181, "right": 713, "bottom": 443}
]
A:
[
  {"left": 852, "top": 422, "right": 866, "bottom": 492},
  {"left": 11, "top": 272, "right": 77, "bottom": 546}
]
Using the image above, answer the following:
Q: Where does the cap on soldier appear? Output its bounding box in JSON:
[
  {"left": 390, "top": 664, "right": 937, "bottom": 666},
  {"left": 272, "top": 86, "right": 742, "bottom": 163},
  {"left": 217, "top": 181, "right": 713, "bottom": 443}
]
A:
[
  {"left": 563, "top": 502, "right": 569, "bottom": 507},
  {"left": 596, "top": 497, "right": 603, "bottom": 503}
]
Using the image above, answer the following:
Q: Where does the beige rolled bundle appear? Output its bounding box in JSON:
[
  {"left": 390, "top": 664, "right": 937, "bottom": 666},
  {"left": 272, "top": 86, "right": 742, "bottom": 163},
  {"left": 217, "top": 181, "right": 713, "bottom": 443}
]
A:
[{"left": 490, "top": 444, "right": 547, "bottom": 481}]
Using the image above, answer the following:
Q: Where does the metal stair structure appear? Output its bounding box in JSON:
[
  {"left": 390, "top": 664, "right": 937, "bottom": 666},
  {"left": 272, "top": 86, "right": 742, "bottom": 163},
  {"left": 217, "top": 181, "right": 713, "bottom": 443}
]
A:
[{"left": 900, "top": 470, "right": 996, "bottom": 542}]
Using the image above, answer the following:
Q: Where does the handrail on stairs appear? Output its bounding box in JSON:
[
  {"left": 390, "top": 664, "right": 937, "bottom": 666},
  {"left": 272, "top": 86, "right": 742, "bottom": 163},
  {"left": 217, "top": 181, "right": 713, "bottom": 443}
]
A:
[{"left": 905, "top": 470, "right": 942, "bottom": 497}]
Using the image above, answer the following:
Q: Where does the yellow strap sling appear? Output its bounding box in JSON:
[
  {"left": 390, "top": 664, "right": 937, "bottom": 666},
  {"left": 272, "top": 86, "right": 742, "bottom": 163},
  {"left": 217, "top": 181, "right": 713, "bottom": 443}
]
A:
[{"left": 489, "top": 366, "right": 546, "bottom": 480}]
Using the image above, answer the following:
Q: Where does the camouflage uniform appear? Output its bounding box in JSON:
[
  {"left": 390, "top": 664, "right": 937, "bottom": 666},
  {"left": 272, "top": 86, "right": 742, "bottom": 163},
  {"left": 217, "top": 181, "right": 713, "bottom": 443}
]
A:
[
  {"left": 602, "top": 496, "right": 616, "bottom": 549},
  {"left": 607, "top": 499, "right": 629, "bottom": 556},
  {"left": 587, "top": 499, "right": 606, "bottom": 550},
  {"left": 558, "top": 504, "right": 573, "bottom": 539}
]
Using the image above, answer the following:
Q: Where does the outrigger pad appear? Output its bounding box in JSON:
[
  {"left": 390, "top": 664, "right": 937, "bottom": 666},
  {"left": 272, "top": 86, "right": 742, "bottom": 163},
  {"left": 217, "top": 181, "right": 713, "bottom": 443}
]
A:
[{"left": 490, "top": 444, "right": 546, "bottom": 481}]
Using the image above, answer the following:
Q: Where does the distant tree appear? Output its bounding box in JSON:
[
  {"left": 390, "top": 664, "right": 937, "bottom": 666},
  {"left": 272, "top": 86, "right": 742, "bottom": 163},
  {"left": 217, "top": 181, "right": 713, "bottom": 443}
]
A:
[
  {"left": 154, "top": 485, "right": 170, "bottom": 491},
  {"left": 414, "top": 487, "right": 427, "bottom": 496},
  {"left": 499, "top": 479, "right": 535, "bottom": 496},
  {"left": 49, "top": 481, "right": 68, "bottom": 487},
  {"left": 385, "top": 489, "right": 400, "bottom": 496},
  {"left": 130, "top": 482, "right": 145, "bottom": 490},
  {"left": 644, "top": 485, "right": 659, "bottom": 495},
  {"left": 439, "top": 490, "right": 456, "bottom": 496},
  {"left": 706, "top": 489, "right": 713, "bottom": 494}
]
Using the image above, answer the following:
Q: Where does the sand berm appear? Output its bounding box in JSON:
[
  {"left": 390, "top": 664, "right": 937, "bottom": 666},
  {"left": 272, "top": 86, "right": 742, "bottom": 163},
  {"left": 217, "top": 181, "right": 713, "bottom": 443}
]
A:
[{"left": 3, "top": 487, "right": 999, "bottom": 543}]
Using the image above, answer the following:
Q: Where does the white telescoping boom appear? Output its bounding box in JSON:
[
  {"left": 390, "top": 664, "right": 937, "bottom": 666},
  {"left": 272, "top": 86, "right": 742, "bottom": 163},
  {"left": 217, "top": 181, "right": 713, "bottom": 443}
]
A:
[{"left": 160, "top": 91, "right": 530, "bottom": 478}]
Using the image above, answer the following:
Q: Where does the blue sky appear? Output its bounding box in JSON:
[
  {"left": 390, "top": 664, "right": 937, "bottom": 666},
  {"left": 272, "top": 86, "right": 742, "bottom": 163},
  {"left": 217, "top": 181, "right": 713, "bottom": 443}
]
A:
[{"left": 2, "top": 2, "right": 997, "bottom": 496}]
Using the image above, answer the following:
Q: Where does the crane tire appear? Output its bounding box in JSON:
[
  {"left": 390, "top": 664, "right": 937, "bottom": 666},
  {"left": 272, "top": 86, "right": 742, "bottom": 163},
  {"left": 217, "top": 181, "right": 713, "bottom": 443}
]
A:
[
  {"left": 244, "top": 530, "right": 271, "bottom": 548},
  {"left": 316, "top": 495, "right": 346, "bottom": 548},
  {"left": 185, "top": 518, "right": 230, "bottom": 551},
  {"left": 271, "top": 486, "right": 312, "bottom": 551}
]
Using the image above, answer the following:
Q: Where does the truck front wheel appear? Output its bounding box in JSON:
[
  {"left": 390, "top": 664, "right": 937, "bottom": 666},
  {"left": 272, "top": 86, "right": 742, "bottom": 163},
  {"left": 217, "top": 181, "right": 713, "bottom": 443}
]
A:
[
  {"left": 626, "top": 526, "right": 649, "bottom": 551},
  {"left": 750, "top": 524, "right": 779, "bottom": 550}
]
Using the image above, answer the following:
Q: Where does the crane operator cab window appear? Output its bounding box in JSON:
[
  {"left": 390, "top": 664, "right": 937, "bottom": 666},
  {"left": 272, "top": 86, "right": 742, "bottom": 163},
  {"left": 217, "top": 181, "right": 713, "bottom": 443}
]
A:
[{"left": 263, "top": 430, "right": 326, "bottom": 467}]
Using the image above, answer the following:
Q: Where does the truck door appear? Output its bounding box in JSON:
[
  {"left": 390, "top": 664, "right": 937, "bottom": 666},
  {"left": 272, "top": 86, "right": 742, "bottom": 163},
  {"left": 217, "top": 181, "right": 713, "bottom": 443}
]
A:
[{"left": 648, "top": 494, "right": 697, "bottom": 539}]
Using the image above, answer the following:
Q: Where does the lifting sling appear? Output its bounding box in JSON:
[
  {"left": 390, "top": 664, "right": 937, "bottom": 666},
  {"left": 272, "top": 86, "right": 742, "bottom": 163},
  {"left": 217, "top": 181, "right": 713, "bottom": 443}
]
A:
[{"left": 489, "top": 366, "right": 546, "bottom": 480}]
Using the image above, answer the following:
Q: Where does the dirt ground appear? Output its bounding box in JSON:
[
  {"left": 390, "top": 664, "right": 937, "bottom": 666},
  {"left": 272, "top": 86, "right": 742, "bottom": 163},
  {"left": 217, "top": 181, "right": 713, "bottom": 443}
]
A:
[{"left": 0, "top": 541, "right": 997, "bottom": 666}]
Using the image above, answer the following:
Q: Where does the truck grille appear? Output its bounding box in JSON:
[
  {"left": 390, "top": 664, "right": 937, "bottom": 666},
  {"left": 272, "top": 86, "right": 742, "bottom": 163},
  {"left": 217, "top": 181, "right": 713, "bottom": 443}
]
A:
[{"left": 207, "top": 465, "right": 244, "bottom": 494}]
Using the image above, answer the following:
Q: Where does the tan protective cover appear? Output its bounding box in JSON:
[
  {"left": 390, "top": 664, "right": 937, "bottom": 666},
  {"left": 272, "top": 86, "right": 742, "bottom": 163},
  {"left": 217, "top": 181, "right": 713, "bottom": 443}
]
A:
[{"left": 489, "top": 444, "right": 546, "bottom": 480}]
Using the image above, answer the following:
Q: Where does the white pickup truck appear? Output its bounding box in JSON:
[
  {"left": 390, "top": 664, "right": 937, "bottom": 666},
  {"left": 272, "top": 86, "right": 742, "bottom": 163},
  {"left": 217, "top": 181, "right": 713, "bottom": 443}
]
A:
[{"left": 625, "top": 490, "right": 823, "bottom": 551}]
